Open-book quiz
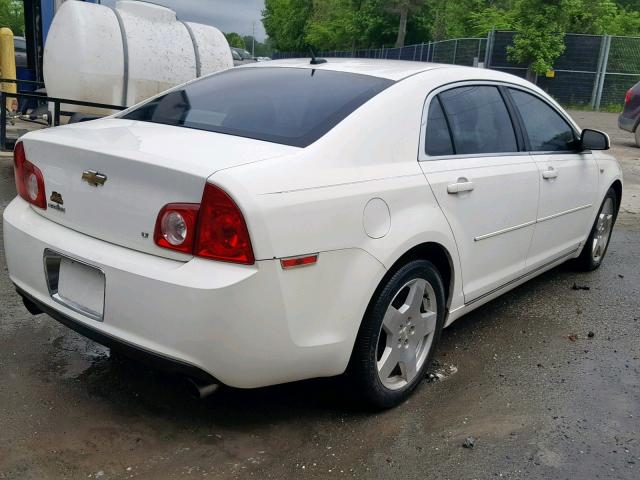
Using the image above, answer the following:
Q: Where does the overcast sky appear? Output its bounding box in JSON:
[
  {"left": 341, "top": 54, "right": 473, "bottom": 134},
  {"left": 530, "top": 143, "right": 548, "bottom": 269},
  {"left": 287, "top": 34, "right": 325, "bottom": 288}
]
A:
[{"left": 100, "top": 0, "right": 267, "bottom": 40}]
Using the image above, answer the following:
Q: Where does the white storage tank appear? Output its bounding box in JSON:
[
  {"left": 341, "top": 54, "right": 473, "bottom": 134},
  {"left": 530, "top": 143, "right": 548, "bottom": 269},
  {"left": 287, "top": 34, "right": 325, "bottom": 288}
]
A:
[{"left": 43, "top": 0, "right": 233, "bottom": 111}]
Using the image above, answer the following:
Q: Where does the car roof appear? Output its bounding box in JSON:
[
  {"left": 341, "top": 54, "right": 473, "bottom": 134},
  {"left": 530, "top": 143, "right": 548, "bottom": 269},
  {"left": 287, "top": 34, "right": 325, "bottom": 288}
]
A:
[
  {"left": 244, "top": 58, "right": 449, "bottom": 81},
  {"left": 244, "top": 58, "right": 531, "bottom": 85}
]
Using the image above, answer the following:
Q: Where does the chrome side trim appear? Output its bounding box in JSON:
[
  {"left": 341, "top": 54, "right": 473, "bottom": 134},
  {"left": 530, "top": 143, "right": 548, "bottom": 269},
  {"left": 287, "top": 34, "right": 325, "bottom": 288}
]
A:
[
  {"left": 420, "top": 151, "right": 531, "bottom": 162},
  {"left": 474, "top": 220, "right": 536, "bottom": 242},
  {"left": 466, "top": 247, "right": 579, "bottom": 306},
  {"left": 538, "top": 203, "right": 593, "bottom": 223},
  {"left": 474, "top": 204, "right": 593, "bottom": 242}
]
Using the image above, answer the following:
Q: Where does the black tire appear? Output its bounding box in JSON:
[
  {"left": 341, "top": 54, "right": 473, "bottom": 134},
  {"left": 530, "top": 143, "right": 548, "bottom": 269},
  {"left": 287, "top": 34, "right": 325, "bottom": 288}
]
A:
[
  {"left": 348, "top": 260, "right": 446, "bottom": 409},
  {"left": 572, "top": 188, "right": 618, "bottom": 271}
]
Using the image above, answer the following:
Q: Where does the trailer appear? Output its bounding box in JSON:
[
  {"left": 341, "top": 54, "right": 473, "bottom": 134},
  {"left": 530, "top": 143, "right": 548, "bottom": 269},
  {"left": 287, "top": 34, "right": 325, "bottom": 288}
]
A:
[
  {"left": 20, "top": 1, "right": 101, "bottom": 88},
  {"left": 2, "top": 1, "right": 232, "bottom": 151}
]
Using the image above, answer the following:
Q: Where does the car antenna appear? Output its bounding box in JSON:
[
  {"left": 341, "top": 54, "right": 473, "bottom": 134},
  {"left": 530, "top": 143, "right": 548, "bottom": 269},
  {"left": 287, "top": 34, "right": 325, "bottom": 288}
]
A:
[{"left": 309, "top": 46, "right": 327, "bottom": 65}]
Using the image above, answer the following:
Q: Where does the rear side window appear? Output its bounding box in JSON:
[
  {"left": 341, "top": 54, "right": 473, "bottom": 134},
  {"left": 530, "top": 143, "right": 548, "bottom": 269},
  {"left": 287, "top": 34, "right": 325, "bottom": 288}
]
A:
[
  {"left": 425, "top": 97, "right": 454, "bottom": 156},
  {"left": 121, "top": 67, "right": 394, "bottom": 147},
  {"left": 508, "top": 89, "right": 576, "bottom": 151},
  {"left": 438, "top": 86, "right": 518, "bottom": 155}
]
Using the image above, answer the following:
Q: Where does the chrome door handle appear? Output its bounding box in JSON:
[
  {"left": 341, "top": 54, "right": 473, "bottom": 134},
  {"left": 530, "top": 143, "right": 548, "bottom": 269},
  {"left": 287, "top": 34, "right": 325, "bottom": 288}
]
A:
[
  {"left": 447, "top": 180, "right": 475, "bottom": 194},
  {"left": 542, "top": 168, "right": 558, "bottom": 180}
]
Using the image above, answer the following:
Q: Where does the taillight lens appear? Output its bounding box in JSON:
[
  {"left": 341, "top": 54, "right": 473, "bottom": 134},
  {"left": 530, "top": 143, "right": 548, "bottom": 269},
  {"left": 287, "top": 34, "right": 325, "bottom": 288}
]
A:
[
  {"left": 153, "top": 184, "right": 254, "bottom": 265},
  {"left": 14, "top": 142, "right": 46, "bottom": 209},
  {"left": 625, "top": 88, "right": 633, "bottom": 105},
  {"left": 154, "top": 204, "right": 199, "bottom": 254},
  {"left": 195, "top": 183, "right": 254, "bottom": 264}
]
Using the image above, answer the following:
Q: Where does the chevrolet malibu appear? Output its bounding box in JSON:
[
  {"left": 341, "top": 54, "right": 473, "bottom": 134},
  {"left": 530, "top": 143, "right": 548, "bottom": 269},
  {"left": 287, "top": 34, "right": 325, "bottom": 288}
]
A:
[{"left": 3, "top": 59, "right": 622, "bottom": 408}]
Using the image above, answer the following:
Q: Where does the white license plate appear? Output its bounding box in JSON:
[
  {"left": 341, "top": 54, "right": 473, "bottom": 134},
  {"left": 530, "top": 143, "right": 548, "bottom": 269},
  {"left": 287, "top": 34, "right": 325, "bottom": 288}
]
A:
[{"left": 44, "top": 250, "right": 105, "bottom": 321}]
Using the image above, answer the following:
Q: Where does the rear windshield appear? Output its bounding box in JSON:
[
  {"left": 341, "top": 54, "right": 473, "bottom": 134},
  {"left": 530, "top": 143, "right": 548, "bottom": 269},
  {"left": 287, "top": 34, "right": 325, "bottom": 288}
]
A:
[{"left": 121, "top": 67, "right": 394, "bottom": 147}]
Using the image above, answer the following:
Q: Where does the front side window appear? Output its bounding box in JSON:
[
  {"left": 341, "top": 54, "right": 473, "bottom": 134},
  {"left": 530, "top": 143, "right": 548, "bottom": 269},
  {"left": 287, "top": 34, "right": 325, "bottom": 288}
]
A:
[
  {"left": 508, "top": 89, "right": 576, "bottom": 152},
  {"left": 121, "top": 67, "right": 393, "bottom": 148},
  {"left": 438, "top": 86, "right": 518, "bottom": 155}
]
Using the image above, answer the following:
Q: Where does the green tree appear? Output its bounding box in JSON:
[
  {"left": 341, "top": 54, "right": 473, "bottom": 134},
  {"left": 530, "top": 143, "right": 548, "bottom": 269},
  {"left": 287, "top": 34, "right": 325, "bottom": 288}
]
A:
[
  {"left": 567, "top": 0, "right": 619, "bottom": 34},
  {"left": 608, "top": 9, "right": 640, "bottom": 34},
  {"left": 388, "top": 0, "right": 425, "bottom": 47},
  {"left": 225, "top": 32, "right": 246, "bottom": 49},
  {"left": 0, "top": 0, "right": 24, "bottom": 36},
  {"left": 242, "top": 35, "right": 274, "bottom": 57},
  {"left": 468, "top": 4, "right": 516, "bottom": 37},
  {"left": 262, "top": 0, "right": 640, "bottom": 54},
  {"left": 507, "top": 0, "right": 578, "bottom": 80},
  {"left": 305, "top": 0, "right": 358, "bottom": 50},
  {"left": 304, "top": 0, "right": 392, "bottom": 50},
  {"left": 263, "top": 0, "right": 313, "bottom": 51}
]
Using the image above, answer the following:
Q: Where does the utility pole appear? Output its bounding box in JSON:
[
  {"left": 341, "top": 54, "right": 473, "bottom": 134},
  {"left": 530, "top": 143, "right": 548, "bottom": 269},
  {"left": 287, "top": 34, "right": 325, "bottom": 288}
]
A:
[{"left": 252, "top": 22, "right": 256, "bottom": 58}]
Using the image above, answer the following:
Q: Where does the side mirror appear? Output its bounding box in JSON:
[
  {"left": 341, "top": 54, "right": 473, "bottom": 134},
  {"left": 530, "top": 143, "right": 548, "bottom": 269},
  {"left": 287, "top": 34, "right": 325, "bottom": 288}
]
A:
[{"left": 580, "top": 129, "right": 610, "bottom": 151}]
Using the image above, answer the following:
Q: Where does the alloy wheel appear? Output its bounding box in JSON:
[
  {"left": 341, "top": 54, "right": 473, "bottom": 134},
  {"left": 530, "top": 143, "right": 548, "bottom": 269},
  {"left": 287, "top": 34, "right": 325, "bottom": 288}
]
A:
[
  {"left": 375, "top": 278, "right": 438, "bottom": 390},
  {"left": 592, "top": 197, "right": 614, "bottom": 263}
]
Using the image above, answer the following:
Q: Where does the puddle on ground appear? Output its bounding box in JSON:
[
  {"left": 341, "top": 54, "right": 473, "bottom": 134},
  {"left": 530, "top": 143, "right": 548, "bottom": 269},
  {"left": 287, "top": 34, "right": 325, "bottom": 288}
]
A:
[{"left": 50, "top": 334, "right": 109, "bottom": 379}]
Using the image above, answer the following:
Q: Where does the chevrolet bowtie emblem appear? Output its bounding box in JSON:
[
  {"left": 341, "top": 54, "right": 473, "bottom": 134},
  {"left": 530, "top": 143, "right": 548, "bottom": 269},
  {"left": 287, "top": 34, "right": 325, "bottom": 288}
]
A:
[{"left": 81, "top": 170, "right": 107, "bottom": 187}]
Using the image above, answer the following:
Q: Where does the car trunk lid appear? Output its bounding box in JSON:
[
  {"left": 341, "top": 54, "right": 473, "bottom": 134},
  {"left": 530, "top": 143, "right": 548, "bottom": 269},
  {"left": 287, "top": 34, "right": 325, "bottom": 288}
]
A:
[{"left": 21, "top": 118, "right": 297, "bottom": 260}]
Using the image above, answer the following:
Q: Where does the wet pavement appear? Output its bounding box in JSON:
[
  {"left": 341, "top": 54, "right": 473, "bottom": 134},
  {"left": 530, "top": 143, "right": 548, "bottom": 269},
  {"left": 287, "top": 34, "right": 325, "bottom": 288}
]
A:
[{"left": 1, "top": 111, "right": 639, "bottom": 479}]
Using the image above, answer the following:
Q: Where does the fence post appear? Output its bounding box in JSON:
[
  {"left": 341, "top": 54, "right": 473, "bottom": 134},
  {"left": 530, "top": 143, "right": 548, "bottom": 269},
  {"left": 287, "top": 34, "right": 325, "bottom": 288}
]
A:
[
  {"left": 413, "top": 44, "right": 418, "bottom": 61},
  {"left": 484, "top": 30, "right": 494, "bottom": 68},
  {"left": 419, "top": 42, "right": 424, "bottom": 62},
  {"left": 452, "top": 39, "right": 458, "bottom": 64},
  {"left": 53, "top": 100, "right": 61, "bottom": 127},
  {"left": 592, "top": 35, "right": 612, "bottom": 111}
]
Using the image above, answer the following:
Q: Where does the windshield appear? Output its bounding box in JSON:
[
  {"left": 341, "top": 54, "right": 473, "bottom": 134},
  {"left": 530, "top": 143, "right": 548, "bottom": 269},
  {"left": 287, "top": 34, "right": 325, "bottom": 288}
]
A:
[{"left": 121, "top": 67, "right": 394, "bottom": 147}]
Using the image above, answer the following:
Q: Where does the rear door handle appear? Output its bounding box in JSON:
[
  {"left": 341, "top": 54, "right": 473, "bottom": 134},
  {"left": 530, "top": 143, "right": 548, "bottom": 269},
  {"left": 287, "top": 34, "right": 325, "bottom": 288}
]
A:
[
  {"left": 447, "top": 179, "right": 475, "bottom": 194},
  {"left": 542, "top": 167, "right": 558, "bottom": 180}
]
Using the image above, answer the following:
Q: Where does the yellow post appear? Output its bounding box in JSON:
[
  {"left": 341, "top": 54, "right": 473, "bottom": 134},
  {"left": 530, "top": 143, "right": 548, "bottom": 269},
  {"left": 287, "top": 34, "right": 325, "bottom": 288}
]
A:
[{"left": 0, "top": 27, "right": 18, "bottom": 112}]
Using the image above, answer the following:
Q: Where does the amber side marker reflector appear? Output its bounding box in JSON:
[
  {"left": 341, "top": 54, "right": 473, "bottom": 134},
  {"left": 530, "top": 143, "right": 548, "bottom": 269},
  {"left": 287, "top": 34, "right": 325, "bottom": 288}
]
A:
[{"left": 280, "top": 254, "right": 319, "bottom": 270}]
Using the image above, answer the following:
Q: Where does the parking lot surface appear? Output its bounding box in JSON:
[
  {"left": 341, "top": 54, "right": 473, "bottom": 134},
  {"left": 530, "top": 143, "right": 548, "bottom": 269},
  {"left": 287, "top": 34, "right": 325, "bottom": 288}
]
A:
[{"left": 0, "top": 110, "right": 638, "bottom": 479}]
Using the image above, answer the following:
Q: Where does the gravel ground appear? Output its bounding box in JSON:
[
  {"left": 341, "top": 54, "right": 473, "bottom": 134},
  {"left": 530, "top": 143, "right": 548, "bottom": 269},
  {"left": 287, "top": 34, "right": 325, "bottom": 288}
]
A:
[{"left": 0, "top": 110, "right": 638, "bottom": 479}]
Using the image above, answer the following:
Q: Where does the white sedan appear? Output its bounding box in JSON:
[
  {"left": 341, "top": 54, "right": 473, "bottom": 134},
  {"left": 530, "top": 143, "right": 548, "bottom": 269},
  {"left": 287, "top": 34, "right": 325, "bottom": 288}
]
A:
[{"left": 3, "top": 59, "right": 622, "bottom": 408}]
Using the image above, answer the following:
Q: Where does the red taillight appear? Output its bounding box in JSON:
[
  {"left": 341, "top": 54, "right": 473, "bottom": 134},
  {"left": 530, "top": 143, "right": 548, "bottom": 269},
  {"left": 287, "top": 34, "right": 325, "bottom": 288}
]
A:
[
  {"left": 625, "top": 88, "right": 633, "bottom": 105},
  {"left": 153, "top": 203, "right": 199, "bottom": 254},
  {"left": 14, "top": 142, "right": 46, "bottom": 209},
  {"left": 195, "top": 183, "right": 254, "bottom": 264},
  {"left": 154, "top": 184, "right": 254, "bottom": 265}
]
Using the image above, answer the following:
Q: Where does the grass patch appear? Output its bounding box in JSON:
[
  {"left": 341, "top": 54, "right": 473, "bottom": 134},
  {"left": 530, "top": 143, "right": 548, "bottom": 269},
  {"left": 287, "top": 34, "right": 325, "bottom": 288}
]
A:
[{"left": 562, "top": 103, "right": 623, "bottom": 113}]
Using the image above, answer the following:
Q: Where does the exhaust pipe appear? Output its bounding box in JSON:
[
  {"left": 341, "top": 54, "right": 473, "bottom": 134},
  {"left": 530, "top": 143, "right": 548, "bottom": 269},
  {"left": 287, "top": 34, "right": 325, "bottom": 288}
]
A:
[{"left": 184, "top": 377, "right": 220, "bottom": 399}]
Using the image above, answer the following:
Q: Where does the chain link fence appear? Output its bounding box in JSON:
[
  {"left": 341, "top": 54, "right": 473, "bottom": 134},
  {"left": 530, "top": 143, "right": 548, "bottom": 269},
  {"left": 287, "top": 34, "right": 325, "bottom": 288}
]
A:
[
  {"left": 273, "top": 31, "right": 640, "bottom": 111},
  {"left": 275, "top": 38, "right": 487, "bottom": 66}
]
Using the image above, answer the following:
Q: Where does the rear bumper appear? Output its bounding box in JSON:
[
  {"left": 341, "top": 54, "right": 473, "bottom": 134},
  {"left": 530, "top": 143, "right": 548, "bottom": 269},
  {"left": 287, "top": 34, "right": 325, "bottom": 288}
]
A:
[
  {"left": 618, "top": 113, "right": 636, "bottom": 133},
  {"left": 3, "top": 197, "right": 385, "bottom": 388},
  {"left": 16, "top": 285, "right": 217, "bottom": 384}
]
